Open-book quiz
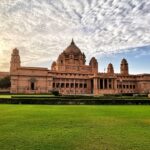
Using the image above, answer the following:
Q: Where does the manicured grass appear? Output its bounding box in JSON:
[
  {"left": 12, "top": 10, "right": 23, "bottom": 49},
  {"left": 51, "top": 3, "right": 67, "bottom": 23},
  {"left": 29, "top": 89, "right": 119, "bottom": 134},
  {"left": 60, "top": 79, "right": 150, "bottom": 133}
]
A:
[
  {"left": 0, "top": 95, "right": 11, "bottom": 98},
  {"left": 0, "top": 105, "right": 150, "bottom": 150},
  {"left": 0, "top": 94, "right": 54, "bottom": 99}
]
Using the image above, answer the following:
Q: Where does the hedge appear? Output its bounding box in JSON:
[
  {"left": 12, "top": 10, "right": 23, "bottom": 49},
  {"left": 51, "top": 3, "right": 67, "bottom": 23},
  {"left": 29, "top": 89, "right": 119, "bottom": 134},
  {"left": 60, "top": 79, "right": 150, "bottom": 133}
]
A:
[{"left": 0, "top": 98, "right": 150, "bottom": 105}]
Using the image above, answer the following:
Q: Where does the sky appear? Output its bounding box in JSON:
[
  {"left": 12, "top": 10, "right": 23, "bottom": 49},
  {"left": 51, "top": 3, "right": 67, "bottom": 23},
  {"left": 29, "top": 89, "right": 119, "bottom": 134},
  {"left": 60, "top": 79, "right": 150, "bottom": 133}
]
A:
[{"left": 0, "top": 0, "right": 150, "bottom": 74}]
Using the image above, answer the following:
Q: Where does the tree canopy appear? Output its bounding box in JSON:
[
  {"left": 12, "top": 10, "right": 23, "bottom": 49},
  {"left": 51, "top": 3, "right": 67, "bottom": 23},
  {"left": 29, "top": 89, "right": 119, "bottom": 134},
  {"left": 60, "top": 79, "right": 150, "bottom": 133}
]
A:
[{"left": 0, "top": 76, "right": 11, "bottom": 89}]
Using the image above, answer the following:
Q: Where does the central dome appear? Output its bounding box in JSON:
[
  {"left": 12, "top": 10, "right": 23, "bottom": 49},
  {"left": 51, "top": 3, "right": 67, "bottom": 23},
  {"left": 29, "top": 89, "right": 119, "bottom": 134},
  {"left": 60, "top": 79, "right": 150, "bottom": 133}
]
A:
[{"left": 64, "top": 39, "right": 82, "bottom": 55}]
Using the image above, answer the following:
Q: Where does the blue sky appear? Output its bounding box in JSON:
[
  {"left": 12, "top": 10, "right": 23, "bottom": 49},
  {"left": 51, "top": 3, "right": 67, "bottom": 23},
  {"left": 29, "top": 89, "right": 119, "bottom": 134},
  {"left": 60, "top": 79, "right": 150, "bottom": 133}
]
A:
[
  {"left": 95, "top": 45, "right": 150, "bottom": 74},
  {"left": 0, "top": 0, "right": 150, "bottom": 74}
]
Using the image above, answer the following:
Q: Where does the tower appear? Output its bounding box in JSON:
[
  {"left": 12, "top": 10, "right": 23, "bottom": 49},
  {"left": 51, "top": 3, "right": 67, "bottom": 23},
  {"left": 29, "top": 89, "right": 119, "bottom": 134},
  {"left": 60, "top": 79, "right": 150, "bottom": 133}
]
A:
[
  {"left": 120, "top": 58, "right": 129, "bottom": 75},
  {"left": 10, "top": 48, "right": 21, "bottom": 73},
  {"left": 89, "top": 57, "right": 98, "bottom": 74},
  {"left": 107, "top": 63, "right": 114, "bottom": 75},
  {"left": 51, "top": 61, "right": 56, "bottom": 71}
]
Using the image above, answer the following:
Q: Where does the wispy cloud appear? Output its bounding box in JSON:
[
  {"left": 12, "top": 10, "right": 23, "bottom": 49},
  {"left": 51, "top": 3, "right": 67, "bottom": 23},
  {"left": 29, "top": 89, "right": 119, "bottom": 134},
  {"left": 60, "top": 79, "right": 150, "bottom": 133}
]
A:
[{"left": 0, "top": 0, "right": 150, "bottom": 71}]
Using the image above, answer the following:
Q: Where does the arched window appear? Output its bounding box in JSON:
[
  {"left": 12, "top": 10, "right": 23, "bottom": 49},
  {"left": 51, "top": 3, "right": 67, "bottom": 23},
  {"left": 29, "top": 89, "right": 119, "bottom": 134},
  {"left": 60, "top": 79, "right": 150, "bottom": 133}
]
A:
[
  {"left": 31, "top": 82, "right": 35, "bottom": 90},
  {"left": 29, "top": 78, "right": 36, "bottom": 90}
]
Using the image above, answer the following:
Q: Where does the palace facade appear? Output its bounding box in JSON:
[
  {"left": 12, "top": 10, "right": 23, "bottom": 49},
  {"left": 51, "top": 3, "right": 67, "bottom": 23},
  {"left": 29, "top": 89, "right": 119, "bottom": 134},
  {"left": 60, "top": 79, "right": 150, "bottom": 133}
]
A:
[{"left": 9, "top": 40, "right": 150, "bottom": 95}]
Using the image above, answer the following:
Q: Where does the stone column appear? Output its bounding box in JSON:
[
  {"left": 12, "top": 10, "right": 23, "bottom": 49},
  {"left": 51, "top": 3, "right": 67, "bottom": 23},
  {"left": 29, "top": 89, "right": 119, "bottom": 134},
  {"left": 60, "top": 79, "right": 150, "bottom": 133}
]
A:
[
  {"left": 65, "top": 78, "right": 66, "bottom": 88},
  {"left": 107, "top": 79, "right": 109, "bottom": 89},
  {"left": 111, "top": 79, "right": 113, "bottom": 89},
  {"left": 99, "top": 79, "right": 101, "bottom": 89},
  {"left": 94, "top": 77, "right": 98, "bottom": 94},
  {"left": 103, "top": 79, "right": 105, "bottom": 89},
  {"left": 46, "top": 77, "right": 48, "bottom": 93},
  {"left": 64, "top": 78, "right": 66, "bottom": 94}
]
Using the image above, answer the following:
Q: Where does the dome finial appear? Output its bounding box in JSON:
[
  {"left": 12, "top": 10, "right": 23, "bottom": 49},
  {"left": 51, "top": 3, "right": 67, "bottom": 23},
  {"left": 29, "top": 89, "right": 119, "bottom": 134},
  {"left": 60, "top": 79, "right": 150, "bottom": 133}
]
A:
[
  {"left": 64, "top": 39, "right": 81, "bottom": 54},
  {"left": 71, "top": 38, "right": 75, "bottom": 45}
]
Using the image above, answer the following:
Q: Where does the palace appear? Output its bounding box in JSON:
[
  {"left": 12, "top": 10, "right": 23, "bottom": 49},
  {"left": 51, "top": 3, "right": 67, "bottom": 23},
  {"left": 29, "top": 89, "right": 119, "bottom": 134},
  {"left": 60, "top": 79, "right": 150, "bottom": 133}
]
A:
[{"left": 6, "top": 40, "right": 150, "bottom": 95}]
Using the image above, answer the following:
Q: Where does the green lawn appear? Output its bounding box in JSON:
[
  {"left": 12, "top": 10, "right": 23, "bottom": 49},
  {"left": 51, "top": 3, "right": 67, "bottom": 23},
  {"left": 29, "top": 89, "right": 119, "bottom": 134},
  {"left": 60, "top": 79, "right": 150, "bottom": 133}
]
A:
[
  {"left": 0, "top": 105, "right": 150, "bottom": 150},
  {"left": 0, "top": 95, "right": 54, "bottom": 99},
  {"left": 0, "top": 95, "right": 11, "bottom": 98}
]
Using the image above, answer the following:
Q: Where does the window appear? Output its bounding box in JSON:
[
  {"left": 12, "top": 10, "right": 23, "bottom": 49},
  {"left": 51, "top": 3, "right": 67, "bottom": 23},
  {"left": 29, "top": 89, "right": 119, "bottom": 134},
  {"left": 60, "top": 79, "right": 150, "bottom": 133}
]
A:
[
  {"left": 31, "top": 82, "right": 35, "bottom": 90},
  {"left": 71, "top": 83, "right": 74, "bottom": 88},
  {"left": 61, "top": 83, "right": 64, "bottom": 88},
  {"left": 75, "top": 83, "right": 78, "bottom": 88},
  {"left": 79, "top": 84, "right": 82, "bottom": 88},
  {"left": 84, "top": 83, "right": 87, "bottom": 88},
  {"left": 109, "top": 84, "right": 112, "bottom": 89},
  {"left": 56, "top": 83, "right": 60, "bottom": 88},
  {"left": 66, "top": 83, "right": 69, "bottom": 88},
  {"left": 100, "top": 79, "right": 103, "bottom": 89},
  {"left": 53, "top": 83, "right": 55, "bottom": 88}
]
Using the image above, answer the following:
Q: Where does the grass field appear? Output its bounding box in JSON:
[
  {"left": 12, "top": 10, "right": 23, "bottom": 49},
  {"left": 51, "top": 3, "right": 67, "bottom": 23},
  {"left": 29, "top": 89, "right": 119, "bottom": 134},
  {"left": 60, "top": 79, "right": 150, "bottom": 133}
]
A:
[
  {"left": 0, "top": 95, "right": 54, "bottom": 99},
  {"left": 0, "top": 105, "right": 150, "bottom": 150}
]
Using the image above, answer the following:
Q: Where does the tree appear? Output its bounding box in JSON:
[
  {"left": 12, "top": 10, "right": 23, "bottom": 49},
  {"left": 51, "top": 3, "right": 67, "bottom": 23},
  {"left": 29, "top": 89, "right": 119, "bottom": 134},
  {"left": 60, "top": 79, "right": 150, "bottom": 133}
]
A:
[{"left": 0, "top": 76, "right": 11, "bottom": 89}]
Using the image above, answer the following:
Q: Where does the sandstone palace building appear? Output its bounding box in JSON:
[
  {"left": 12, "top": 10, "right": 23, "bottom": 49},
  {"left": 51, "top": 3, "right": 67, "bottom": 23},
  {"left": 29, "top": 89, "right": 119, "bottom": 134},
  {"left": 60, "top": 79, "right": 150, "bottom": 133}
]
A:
[{"left": 7, "top": 40, "right": 150, "bottom": 95}]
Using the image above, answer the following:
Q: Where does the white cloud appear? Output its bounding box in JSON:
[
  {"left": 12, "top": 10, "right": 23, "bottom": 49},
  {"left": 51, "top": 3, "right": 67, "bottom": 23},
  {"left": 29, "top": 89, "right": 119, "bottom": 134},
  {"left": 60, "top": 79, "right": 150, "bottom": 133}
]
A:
[{"left": 0, "top": 0, "right": 150, "bottom": 71}]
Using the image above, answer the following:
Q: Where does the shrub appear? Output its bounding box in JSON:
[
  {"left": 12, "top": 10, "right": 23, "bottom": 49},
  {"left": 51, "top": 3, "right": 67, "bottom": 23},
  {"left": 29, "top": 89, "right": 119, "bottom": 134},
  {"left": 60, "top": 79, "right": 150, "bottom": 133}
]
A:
[{"left": 51, "top": 90, "right": 60, "bottom": 96}]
